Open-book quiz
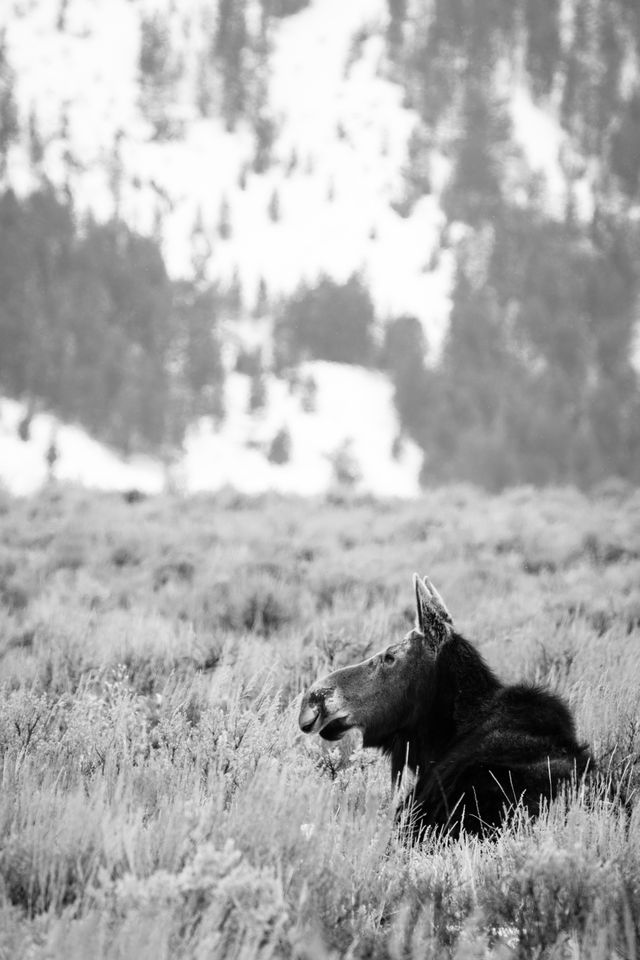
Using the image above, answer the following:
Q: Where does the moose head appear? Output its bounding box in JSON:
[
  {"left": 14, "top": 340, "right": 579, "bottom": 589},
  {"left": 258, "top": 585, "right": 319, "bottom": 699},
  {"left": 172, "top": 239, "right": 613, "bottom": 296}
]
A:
[{"left": 298, "top": 574, "right": 454, "bottom": 750}]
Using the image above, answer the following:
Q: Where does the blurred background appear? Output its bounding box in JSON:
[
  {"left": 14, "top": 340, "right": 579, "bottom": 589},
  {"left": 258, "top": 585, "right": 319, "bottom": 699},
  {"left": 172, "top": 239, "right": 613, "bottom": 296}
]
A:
[{"left": 0, "top": 0, "right": 639, "bottom": 497}]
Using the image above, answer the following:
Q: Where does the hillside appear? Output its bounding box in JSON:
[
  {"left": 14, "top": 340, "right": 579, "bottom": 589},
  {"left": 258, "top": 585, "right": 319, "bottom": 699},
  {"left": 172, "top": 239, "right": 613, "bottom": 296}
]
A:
[
  {"left": 0, "top": 363, "right": 422, "bottom": 497},
  {"left": 4, "top": 0, "right": 453, "bottom": 339},
  {"left": 1, "top": 0, "right": 639, "bottom": 494}
]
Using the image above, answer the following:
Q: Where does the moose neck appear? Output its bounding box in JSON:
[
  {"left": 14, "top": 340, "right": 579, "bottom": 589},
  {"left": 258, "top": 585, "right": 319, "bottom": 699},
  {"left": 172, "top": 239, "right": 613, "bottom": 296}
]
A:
[{"left": 386, "top": 632, "right": 502, "bottom": 785}]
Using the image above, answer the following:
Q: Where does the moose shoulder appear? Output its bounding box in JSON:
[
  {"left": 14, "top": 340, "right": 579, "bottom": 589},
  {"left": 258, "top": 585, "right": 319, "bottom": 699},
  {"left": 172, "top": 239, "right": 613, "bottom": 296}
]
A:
[{"left": 299, "top": 574, "right": 591, "bottom": 839}]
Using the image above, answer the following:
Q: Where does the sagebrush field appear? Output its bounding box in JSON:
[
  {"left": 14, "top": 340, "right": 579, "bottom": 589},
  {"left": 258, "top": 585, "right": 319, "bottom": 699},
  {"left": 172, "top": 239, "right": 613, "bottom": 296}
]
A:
[{"left": 0, "top": 482, "right": 639, "bottom": 958}]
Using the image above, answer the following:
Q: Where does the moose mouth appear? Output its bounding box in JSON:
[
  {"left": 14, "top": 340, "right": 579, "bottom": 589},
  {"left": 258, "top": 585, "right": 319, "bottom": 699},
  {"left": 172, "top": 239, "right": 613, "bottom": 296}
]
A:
[{"left": 319, "top": 715, "right": 354, "bottom": 741}]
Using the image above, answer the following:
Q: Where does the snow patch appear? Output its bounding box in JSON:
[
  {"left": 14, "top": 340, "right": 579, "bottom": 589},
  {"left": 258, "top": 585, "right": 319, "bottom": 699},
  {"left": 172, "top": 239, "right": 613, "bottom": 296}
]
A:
[
  {"left": 183, "top": 362, "right": 422, "bottom": 497},
  {"left": 510, "top": 86, "right": 594, "bottom": 222},
  {"left": 0, "top": 399, "right": 163, "bottom": 496},
  {"left": 0, "top": 362, "right": 422, "bottom": 498}
]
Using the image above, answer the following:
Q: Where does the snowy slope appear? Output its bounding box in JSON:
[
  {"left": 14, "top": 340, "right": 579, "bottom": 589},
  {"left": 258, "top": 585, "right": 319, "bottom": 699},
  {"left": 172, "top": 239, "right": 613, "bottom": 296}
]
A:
[
  {"left": 2, "top": 0, "right": 610, "bottom": 498},
  {"left": 0, "top": 363, "right": 422, "bottom": 497},
  {"left": 2, "top": 0, "right": 442, "bottom": 497},
  {"left": 183, "top": 361, "right": 422, "bottom": 497},
  {"left": 4, "top": 0, "right": 454, "bottom": 355},
  {"left": 0, "top": 399, "right": 163, "bottom": 496}
]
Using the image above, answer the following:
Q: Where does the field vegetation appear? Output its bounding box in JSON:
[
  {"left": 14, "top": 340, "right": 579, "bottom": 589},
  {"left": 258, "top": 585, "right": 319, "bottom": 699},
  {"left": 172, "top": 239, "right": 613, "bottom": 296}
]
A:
[{"left": 0, "top": 482, "right": 639, "bottom": 958}]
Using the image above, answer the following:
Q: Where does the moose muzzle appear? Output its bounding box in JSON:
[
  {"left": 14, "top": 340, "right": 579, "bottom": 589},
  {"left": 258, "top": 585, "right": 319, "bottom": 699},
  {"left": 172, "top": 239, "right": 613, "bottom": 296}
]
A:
[{"left": 298, "top": 680, "right": 354, "bottom": 741}]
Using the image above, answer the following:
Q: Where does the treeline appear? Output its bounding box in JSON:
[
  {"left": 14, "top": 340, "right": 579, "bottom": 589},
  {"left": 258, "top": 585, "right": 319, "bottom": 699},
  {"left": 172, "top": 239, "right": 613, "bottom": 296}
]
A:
[
  {"left": 375, "top": 0, "right": 640, "bottom": 487},
  {"left": 395, "top": 0, "right": 640, "bottom": 176},
  {"left": 271, "top": 247, "right": 640, "bottom": 490},
  {"left": 0, "top": 186, "right": 225, "bottom": 453},
  {"left": 384, "top": 214, "right": 640, "bottom": 488}
]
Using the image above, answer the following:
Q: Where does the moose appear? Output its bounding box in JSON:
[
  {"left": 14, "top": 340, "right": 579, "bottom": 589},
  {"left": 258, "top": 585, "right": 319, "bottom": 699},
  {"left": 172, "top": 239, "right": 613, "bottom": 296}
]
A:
[{"left": 299, "top": 574, "right": 591, "bottom": 839}]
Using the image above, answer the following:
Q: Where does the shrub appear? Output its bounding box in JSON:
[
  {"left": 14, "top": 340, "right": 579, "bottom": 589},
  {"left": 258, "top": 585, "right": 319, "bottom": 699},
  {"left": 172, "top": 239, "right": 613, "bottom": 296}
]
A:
[
  {"left": 111, "top": 840, "right": 288, "bottom": 953},
  {"left": 328, "top": 440, "right": 362, "bottom": 489},
  {"left": 199, "top": 574, "right": 299, "bottom": 636},
  {"left": 480, "top": 840, "right": 620, "bottom": 954}
]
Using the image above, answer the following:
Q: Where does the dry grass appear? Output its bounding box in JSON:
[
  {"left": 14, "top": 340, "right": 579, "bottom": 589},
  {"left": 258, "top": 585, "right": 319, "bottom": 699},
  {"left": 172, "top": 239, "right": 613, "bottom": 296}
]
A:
[{"left": 0, "top": 482, "right": 639, "bottom": 958}]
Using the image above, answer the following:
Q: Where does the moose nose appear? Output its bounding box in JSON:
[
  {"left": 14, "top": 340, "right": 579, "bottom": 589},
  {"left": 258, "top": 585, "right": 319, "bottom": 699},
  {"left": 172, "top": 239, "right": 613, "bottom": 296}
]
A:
[{"left": 299, "top": 702, "right": 320, "bottom": 734}]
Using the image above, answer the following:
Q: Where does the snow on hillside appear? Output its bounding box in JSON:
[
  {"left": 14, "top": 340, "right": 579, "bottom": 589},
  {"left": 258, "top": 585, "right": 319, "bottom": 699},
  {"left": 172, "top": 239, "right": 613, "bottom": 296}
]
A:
[
  {"left": 509, "top": 86, "right": 595, "bottom": 223},
  {"left": 183, "top": 361, "right": 422, "bottom": 496},
  {"left": 0, "top": 363, "right": 422, "bottom": 497},
  {"left": 265, "top": 0, "right": 452, "bottom": 345},
  {"left": 3, "top": 0, "right": 611, "bottom": 498},
  {"left": 1, "top": 0, "right": 440, "bottom": 498},
  {"left": 4, "top": 0, "right": 454, "bottom": 356},
  {"left": 0, "top": 398, "right": 163, "bottom": 496}
]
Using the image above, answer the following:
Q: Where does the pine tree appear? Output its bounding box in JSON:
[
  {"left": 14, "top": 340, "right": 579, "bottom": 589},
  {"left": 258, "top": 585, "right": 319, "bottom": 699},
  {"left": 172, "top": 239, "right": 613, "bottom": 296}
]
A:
[
  {"left": 224, "top": 267, "right": 243, "bottom": 316},
  {"left": 253, "top": 111, "right": 276, "bottom": 173},
  {"left": 443, "top": 80, "right": 510, "bottom": 226},
  {"left": 524, "top": 0, "right": 561, "bottom": 98},
  {"left": 286, "top": 148, "right": 298, "bottom": 175},
  {"left": 300, "top": 374, "right": 317, "bottom": 413},
  {"left": 387, "top": 0, "right": 407, "bottom": 54},
  {"left": 28, "top": 108, "right": 45, "bottom": 172},
  {"left": 108, "top": 132, "right": 124, "bottom": 218},
  {"left": 391, "top": 433, "right": 404, "bottom": 461},
  {"left": 180, "top": 285, "right": 225, "bottom": 419},
  {"left": 56, "top": 0, "right": 70, "bottom": 31},
  {"left": 267, "top": 187, "right": 281, "bottom": 222},
  {"left": 268, "top": 425, "right": 292, "bottom": 464},
  {"left": 139, "top": 12, "right": 182, "bottom": 140},
  {"left": 218, "top": 195, "right": 232, "bottom": 239},
  {"left": 215, "top": 0, "right": 248, "bottom": 130},
  {"left": 610, "top": 92, "right": 640, "bottom": 198},
  {"left": 190, "top": 207, "right": 212, "bottom": 283},
  {"left": 253, "top": 276, "right": 269, "bottom": 317},
  {"left": 248, "top": 361, "right": 268, "bottom": 413},
  {"left": 0, "top": 34, "right": 18, "bottom": 180}
]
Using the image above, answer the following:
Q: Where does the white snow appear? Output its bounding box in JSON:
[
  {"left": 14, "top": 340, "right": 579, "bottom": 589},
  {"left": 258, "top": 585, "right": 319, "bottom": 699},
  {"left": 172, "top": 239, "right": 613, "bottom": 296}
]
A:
[
  {"left": 510, "top": 85, "right": 595, "bottom": 223},
  {"left": 0, "top": 362, "right": 422, "bottom": 498},
  {"left": 0, "top": 399, "right": 163, "bottom": 496},
  {"left": 183, "top": 362, "right": 422, "bottom": 497},
  {"left": 510, "top": 87, "right": 567, "bottom": 212}
]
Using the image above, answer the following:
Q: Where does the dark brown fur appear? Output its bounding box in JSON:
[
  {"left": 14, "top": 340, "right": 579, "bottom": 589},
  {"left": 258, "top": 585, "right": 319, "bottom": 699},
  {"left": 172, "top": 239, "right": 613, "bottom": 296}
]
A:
[{"left": 299, "top": 574, "right": 591, "bottom": 839}]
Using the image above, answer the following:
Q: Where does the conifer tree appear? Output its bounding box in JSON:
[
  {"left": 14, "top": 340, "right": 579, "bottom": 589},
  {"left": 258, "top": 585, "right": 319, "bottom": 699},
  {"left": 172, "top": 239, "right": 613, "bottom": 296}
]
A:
[
  {"left": 218, "top": 195, "right": 232, "bottom": 239},
  {"left": 267, "top": 187, "right": 281, "bottom": 222},
  {"left": 0, "top": 34, "right": 18, "bottom": 180},
  {"left": 268, "top": 425, "right": 292, "bottom": 464},
  {"left": 248, "top": 358, "right": 268, "bottom": 413},
  {"left": 28, "top": 108, "right": 45, "bottom": 173}
]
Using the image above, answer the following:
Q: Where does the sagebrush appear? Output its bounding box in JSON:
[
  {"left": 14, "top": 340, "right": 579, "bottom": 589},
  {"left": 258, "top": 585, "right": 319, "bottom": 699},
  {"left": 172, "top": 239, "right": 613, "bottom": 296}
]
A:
[{"left": 0, "top": 482, "right": 639, "bottom": 958}]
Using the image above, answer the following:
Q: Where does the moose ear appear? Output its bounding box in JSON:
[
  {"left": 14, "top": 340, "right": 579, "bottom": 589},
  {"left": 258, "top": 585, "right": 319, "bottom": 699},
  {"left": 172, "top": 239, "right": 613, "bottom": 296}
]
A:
[
  {"left": 413, "top": 572, "right": 453, "bottom": 638},
  {"left": 413, "top": 573, "right": 432, "bottom": 635},
  {"left": 422, "top": 575, "right": 453, "bottom": 625}
]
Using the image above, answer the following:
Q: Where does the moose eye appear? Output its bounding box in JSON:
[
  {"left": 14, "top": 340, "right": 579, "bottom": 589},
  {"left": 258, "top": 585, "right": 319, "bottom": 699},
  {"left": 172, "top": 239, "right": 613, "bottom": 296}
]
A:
[{"left": 383, "top": 651, "right": 396, "bottom": 666}]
